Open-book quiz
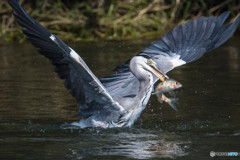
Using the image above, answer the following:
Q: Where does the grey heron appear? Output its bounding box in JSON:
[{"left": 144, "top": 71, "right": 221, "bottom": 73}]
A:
[{"left": 9, "top": 0, "right": 240, "bottom": 128}]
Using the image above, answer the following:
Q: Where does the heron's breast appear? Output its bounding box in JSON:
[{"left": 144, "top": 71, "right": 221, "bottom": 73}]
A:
[{"left": 125, "top": 76, "right": 154, "bottom": 127}]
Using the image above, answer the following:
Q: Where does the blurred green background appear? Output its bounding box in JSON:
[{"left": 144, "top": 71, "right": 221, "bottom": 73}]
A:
[{"left": 0, "top": 0, "right": 239, "bottom": 42}]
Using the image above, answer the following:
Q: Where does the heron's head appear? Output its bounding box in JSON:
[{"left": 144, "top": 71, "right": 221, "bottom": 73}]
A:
[{"left": 129, "top": 56, "right": 167, "bottom": 82}]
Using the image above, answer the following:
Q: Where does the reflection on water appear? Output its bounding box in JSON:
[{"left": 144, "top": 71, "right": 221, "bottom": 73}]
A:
[
  {"left": 62, "top": 125, "right": 189, "bottom": 159},
  {"left": 67, "top": 133, "right": 188, "bottom": 159},
  {"left": 0, "top": 37, "right": 240, "bottom": 159}
]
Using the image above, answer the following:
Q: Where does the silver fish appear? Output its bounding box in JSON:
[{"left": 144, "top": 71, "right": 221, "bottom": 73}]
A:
[{"left": 153, "top": 79, "right": 182, "bottom": 111}]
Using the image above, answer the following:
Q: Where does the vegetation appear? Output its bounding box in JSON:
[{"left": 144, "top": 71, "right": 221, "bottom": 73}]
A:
[{"left": 0, "top": 0, "right": 239, "bottom": 42}]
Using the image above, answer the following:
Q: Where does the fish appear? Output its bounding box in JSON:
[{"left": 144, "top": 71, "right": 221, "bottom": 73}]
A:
[
  {"left": 153, "top": 79, "right": 182, "bottom": 94},
  {"left": 153, "top": 79, "right": 182, "bottom": 111}
]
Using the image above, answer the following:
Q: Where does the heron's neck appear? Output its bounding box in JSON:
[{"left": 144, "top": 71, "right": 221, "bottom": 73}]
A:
[
  {"left": 137, "top": 77, "right": 153, "bottom": 107},
  {"left": 124, "top": 76, "right": 153, "bottom": 127},
  {"left": 138, "top": 80, "right": 151, "bottom": 98}
]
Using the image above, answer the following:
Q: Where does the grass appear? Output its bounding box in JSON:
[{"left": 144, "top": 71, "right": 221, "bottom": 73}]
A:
[{"left": 0, "top": 0, "right": 239, "bottom": 43}]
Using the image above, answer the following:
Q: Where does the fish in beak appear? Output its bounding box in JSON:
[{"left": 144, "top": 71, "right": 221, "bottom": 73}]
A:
[{"left": 147, "top": 59, "right": 169, "bottom": 82}]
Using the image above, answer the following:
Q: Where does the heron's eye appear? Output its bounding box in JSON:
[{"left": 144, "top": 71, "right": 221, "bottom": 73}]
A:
[{"left": 147, "top": 59, "right": 152, "bottom": 64}]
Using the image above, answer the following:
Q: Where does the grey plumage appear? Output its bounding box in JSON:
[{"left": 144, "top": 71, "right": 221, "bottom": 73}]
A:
[
  {"left": 9, "top": 0, "right": 240, "bottom": 128},
  {"left": 101, "top": 11, "right": 240, "bottom": 96}
]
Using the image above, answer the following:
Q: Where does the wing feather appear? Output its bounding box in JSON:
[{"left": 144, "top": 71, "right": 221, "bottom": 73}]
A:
[
  {"left": 9, "top": 0, "right": 124, "bottom": 118},
  {"left": 101, "top": 12, "right": 240, "bottom": 96},
  {"left": 142, "top": 11, "right": 240, "bottom": 67}
]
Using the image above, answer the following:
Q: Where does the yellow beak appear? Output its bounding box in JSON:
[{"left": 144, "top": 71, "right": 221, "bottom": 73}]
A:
[{"left": 149, "top": 64, "right": 168, "bottom": 82}]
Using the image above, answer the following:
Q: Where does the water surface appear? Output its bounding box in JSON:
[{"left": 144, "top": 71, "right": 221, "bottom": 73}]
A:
[{"left": 0, "top": 37, "right": 240, "bottom": 160}]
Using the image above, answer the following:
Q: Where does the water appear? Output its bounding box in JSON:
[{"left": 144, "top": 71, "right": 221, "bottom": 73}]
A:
[{"left": 0, "top": 36, "right": 240, "bottom": 160}]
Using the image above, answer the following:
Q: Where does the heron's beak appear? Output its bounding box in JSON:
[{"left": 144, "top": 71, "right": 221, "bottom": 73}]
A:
[{"left": 149, "top": 63, "right": 168, "bottom": 82}]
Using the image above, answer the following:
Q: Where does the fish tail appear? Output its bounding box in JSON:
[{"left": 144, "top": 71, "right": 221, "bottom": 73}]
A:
[{"left": 169, "top": 98, "right": 178, "bottom": 111}]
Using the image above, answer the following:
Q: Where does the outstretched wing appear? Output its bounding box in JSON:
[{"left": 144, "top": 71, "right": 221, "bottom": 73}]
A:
[
  {"left": 9, "top": 0, "right": 124, "bottom": 117},
  {"left": 101, "top": 12, "right": 240, "bottom": 96},
  {"left": 140, "top": 11, "right": 240, "bottom": 74}
]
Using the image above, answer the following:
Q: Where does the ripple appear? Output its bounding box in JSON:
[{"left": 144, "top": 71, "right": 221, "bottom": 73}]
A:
[{"left": 66, "top": 131, "right": 190, "bottom": 159}]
